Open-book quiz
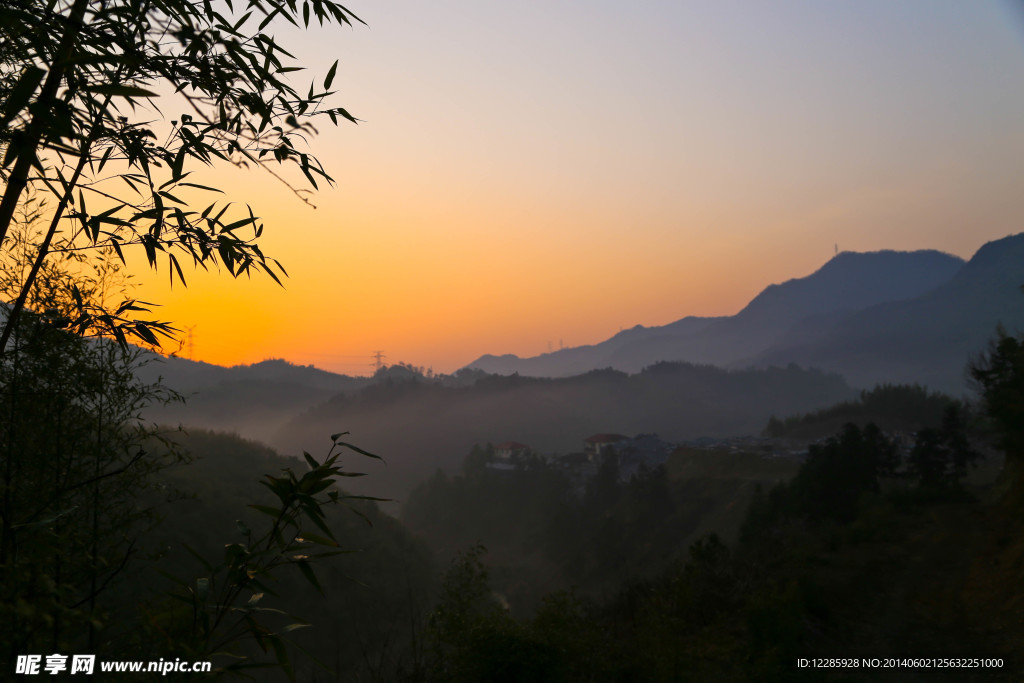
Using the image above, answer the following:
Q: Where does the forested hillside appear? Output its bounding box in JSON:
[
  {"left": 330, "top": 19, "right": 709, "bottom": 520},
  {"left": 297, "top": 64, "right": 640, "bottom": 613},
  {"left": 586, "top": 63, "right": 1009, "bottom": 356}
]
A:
[
  {"left": 276, "top": 362, "right": 853, "bottom": 501},
  {"left": 395, "top": 353, "right": 1022, "bottom": 681}
]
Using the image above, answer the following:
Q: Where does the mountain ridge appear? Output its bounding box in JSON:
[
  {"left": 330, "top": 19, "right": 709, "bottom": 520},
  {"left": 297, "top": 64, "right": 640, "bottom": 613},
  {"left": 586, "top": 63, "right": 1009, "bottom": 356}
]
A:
[
  {"left": 748, "top": 233, "right": 1024, "bottom": 391},
  {"left": 465, "top": 246, "right": 968, "bottom": 380}
]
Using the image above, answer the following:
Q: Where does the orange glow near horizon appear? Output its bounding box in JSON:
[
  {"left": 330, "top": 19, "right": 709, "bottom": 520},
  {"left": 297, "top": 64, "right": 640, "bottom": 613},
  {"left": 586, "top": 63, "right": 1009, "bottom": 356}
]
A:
[{"left": 124, "top": 1, "right": 1024, "bottom": 375}]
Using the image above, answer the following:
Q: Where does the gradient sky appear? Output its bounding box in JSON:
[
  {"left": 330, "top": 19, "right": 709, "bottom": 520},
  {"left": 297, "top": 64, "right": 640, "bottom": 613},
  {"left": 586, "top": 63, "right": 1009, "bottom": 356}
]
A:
[{"left": 132, "top": 0, "right": 1024, "bottom": 375}]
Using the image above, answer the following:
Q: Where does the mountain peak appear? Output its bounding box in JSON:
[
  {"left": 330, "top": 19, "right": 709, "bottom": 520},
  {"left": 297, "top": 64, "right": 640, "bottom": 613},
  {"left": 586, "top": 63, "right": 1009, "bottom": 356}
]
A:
[
  {"left": 465, "top": 244, "right": 969, "bottom": 378},
  {"left": 736, "top": 248, "right": 964, "bottom": 324},
  {"left": 958, "top": 232, "right": 1024, "bottom": 272}
]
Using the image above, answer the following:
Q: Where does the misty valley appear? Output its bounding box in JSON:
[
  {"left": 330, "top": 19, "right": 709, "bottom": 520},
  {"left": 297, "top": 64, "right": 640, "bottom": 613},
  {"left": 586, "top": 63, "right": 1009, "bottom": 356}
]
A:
[{"left": 4, "top": 236, "right": 1023, "bottom": 680}]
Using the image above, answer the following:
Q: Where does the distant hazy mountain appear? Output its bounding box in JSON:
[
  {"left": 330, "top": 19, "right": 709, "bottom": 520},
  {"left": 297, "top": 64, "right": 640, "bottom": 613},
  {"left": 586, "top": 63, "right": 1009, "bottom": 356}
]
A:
[
  {"left": 470, "top": 316, "right": 723, "bottom": 377},
  {"left": 467, "top": 248, "right": 965, "bottom": 378},
  {"left": 750, "top": 233, "right": 1024, "bottom": 393},
  {"left": 138, "top": 356, "right": 371, "bottom": 443},
  {"left": 136, "top": 355, "right": 364, "bottom": 393}
]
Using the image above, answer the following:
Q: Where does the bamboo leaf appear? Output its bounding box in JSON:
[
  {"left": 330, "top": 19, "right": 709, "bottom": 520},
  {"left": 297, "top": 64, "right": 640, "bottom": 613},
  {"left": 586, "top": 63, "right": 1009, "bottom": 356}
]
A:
[
  {"left": 294, "top": 559, "right": 324, "bottom": 596},
  {"left": 324, "top": 60, "right": 338, "bottom": 89},
  {"left": 83, "top": 84, "right": 159, "bottom": 98}
]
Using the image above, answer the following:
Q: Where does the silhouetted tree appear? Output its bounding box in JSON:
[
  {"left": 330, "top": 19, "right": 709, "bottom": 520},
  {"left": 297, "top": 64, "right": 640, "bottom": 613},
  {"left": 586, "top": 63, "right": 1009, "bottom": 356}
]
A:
[
  {"left": 905, "top": 403, "right": 978, "bottom": 489},
  {"left": 792, "top": 423, "right": 892, "bottom": 522},
  {"left": 0, "top": 0, "right": 363, "bottom": 355},
  {"left": 0, "top": 281, "right": 180, "bottom": 660},
  {"left": 971, "top": 330, "right": 1024, "bottom": 457}
]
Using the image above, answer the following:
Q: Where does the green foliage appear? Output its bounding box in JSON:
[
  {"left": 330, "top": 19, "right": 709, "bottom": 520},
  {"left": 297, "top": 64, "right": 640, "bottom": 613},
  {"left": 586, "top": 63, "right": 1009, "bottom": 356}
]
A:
[
  {"left": 403, "top": 449, "right": 574, "bottom": 587},
  {"left": 0, "top": 189, "right": 175, "bottom": 347},
  {"left": 791, "top": 423, "right": 892, "bottom": 522},
  {"left": 907, "top": 404, "right": 980, "bottom": 491},
  {"left": 157, "top": 436, "right": 386, "bottom": 679},
  {"left": 401, "top": 338, "right": 1021, "bottom": 680},
  {"left": 137, "top": 429, "right": 434, "bottom": 681},
  {"left": 0, "top": 250, "right": 421, "bottom": 679},
  {"left": 0, "top": 6, "right": 453, "bottom": 678},
  {"left": 765, "top": 383, "right": 959, "bottom": 439},
  {"left": 0, "top": 0, "right": 363, "bottom": 354},
  {"left": 747, "top": 417, "right": 981, "bottom": 538},
  {"left": 971, "top": 329, "right": 1024, "bottom": 458},
  {"left": 410, "top": 425, "right": 1011, "bottom": 681},
  {"left": 423, "top": 546, "right": 563, "bottom": 683},
  {"left": 428, "top": 546, "right": 505, "bottom": 654},
  {"left": 404, "top": 444, "right": 787, "bottom": 618},
  {"left": 0, "top": 278, "right": 182, "bottom": 660},
  {"left": 461, "top": 443, "right": 495, "bottom": 477}
]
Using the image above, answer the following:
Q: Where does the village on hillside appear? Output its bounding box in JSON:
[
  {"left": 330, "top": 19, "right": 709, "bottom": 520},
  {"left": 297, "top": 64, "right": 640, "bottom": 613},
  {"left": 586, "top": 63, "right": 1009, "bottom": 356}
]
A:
[{"left": 485, "top": 430, "right": 916, "bottom": 484}]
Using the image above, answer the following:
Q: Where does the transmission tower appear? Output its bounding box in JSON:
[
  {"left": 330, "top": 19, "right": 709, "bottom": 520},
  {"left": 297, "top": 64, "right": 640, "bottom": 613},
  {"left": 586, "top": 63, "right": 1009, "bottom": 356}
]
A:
[{"left": 184, "top": 325, "right": 196, "bottom": 360}]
